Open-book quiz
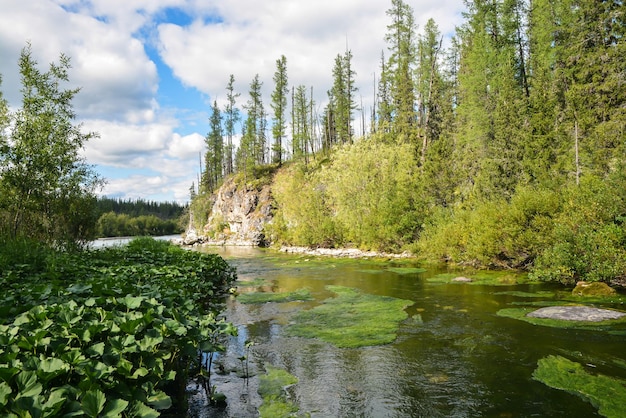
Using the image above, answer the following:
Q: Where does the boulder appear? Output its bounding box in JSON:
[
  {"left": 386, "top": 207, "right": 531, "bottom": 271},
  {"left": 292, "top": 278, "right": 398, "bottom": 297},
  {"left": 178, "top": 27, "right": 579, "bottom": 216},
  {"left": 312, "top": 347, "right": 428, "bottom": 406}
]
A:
[
  {"left": 572, "top": 281, "right": 616, "bottom": 297},
  {"left": 527, "top": 306, "right": 625, "bottom": 322}
]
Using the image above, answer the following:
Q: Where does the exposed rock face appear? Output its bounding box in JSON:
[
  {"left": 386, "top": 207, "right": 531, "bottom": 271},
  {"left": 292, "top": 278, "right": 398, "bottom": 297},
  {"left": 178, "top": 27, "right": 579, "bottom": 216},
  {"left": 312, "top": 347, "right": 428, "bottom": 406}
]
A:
[{"left": 188, "top": 177, "right": 274, "bottom": 246}]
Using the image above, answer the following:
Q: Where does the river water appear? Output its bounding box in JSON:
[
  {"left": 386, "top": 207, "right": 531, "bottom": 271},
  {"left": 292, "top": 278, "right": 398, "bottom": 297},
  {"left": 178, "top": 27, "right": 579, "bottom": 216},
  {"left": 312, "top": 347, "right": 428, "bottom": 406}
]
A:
[{"left": 185, "top": 246, "right": 626, "bottom": 417}]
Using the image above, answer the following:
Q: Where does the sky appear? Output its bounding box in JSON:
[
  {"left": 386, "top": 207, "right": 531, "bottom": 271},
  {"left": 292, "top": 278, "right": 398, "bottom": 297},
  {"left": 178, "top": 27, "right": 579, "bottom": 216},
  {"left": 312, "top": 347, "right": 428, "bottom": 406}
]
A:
[{"left": 0, "top": 0, "right": 465, "bottom": 203}]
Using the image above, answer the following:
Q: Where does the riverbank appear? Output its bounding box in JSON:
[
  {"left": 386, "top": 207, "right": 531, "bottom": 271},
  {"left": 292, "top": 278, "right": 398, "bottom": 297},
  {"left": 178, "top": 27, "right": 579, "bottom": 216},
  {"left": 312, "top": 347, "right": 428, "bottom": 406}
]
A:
[{"left": 278, "top": 245, "right": 413, "bottom": 259}]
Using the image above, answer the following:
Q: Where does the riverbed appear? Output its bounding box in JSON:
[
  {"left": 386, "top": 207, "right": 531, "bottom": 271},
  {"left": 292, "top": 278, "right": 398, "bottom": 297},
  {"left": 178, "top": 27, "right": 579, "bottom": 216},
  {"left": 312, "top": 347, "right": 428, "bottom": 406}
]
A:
[{"left": 191, "top": 246, "right": 626, "bottom": 417}]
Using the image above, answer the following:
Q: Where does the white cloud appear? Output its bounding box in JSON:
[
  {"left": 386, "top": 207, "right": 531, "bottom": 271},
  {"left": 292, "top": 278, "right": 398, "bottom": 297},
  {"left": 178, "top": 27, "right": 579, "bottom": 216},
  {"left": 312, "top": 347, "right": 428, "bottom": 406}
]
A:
[
  {"left": 1, "top": 0, "right": 466, "bottom": 203},
  {"left": 158, "top": 0, "right": 465, "bottom": 108},
  {"left": 168, "top": 132, "right": 204, "bottom": 159}
]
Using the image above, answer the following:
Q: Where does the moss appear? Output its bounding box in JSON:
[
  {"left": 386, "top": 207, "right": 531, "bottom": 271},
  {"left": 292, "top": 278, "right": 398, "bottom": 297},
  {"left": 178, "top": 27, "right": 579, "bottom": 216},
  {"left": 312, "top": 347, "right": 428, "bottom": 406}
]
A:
[
  {"left": 258, "top": 365, "right": 299, "bottom": 398},
  {"left": 237, "top": 288, "right": 313, "bottom": 304},
  {"left": 387, "top": 267, "right": 427, "bottom": 275},
  {"left": 427, "top": 270, "right": 535, "bottom": 285},
  {"left": 496, "top": 308, "right": 626, "bottom": 331},
  {"left": 286, "top": 286, "right": 413, "bottom": 348},
  {"left": 572, "top": 281, "right": 617, "bottom": 297},
  {"left": 533, "top": 355, "right": 626, "bottom": 418},
  {"left": 258, "top": 365, "right": 304, "bottom": 418},
  {"left": 494, "top": 291, "right": 556, "bottom": 298}
]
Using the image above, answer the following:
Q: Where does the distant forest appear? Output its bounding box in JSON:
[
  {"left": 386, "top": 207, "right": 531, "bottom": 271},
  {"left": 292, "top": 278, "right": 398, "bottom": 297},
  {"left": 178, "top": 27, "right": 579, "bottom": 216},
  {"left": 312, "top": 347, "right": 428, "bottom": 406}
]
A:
[
  {"left": 95, "top": 198, "right": 186, "bottom": 238},
  {"left": 95, "top": 197, "right": 186, "bottom": 219}
]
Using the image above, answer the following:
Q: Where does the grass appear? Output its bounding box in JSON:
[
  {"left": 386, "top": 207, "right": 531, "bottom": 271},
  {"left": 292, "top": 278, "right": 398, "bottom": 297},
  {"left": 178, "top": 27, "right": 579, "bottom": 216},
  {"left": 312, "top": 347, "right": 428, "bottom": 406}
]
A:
[
  {"left": 237, "top": 288, "right": 314, "bottom": 304},
  {"left": 286, "top": 286, "right": 413, "bottom": 348},
  {"left": 533, "top": 355, "right": 626, "bottom": 418}
]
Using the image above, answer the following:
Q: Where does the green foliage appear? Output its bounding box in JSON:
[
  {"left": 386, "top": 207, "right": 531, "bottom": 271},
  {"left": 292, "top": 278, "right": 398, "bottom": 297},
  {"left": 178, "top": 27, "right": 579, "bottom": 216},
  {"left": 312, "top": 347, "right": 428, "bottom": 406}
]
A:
[
  {"left": 286, "top": 286, "right": 412, "bottom": 348},
  {"left": 322, "top": 141, "right": 425, "bottom": 251},
  {"left": 0, "top": 44, "right": 102, "bottom": 246},
  {"left": 531, "top": 177, "right": 626, "bottom": 284},
  {"left": 533, "top": 355, "right": 626, "bottom": 418},
  {"left": 96, "top": 212, "right": 182, "bottom": 238},
  {"left": 0, "top": 238, "right": 238, "bottom": 416},
  {"left": 268, "top": 162, "right": 343, "bottom": 247}
]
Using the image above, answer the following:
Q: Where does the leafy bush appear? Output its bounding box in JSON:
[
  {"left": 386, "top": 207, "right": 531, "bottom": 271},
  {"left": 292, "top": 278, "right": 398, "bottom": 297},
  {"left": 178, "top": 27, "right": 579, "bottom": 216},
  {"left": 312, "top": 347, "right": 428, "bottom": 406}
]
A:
[
  {"left": 321, "top": 141, "right": 424, "bottom": 251},
  {"left": 531, "top": 177, "right": 626, "bottom": 284},
  {"left": 417, "top": 186, "right": 561, "bottom": 269},
  {"left": 269, "top": 162, "right": 344, "bottom": 247}
]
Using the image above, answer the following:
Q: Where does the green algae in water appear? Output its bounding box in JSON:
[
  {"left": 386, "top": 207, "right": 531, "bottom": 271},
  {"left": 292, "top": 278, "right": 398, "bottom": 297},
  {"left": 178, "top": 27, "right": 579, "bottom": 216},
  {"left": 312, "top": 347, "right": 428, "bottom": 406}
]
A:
[
  {"left": 234, "top": 277, "right": 272, "bottom": 287},
  {"left": 533, "top": 355, "right": 626, "bottom": 418},
  {"left": 237, "top": 288, "right": 314, "bottom": 304},
  {"left": 494, "top": 290, "right": 556, "bottom": 298},
  {"left": 286, "top": 286, "right": 413, "bottom": 348},
  {"left": 386, "top": 267, "right": 427, "bottom": 275},
  {"left": 496, "top": 307, "right": 626, "bottom": 331},
  {"left": 258, "top": 365, "right": 304, "bottom": 418},
  {"left": 427, "top": 270, "right": 534, "bottom": 285}
]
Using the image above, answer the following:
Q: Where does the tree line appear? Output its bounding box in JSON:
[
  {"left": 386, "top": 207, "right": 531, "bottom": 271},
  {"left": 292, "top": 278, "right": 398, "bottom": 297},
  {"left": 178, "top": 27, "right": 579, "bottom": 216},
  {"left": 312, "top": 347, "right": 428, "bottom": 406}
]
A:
[
  {"left": 95, "top": 198, "right": 186, "bottom": 238},
  {"left": 197, "top": 0, "right": 626, "bottom": 284}
]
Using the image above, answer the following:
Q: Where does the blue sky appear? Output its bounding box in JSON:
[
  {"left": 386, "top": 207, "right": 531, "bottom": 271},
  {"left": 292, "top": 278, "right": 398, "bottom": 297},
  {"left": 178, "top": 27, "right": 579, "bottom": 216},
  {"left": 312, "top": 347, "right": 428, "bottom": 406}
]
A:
[{"left": 0, "top": 0, "right": 465, "bottom": 203}]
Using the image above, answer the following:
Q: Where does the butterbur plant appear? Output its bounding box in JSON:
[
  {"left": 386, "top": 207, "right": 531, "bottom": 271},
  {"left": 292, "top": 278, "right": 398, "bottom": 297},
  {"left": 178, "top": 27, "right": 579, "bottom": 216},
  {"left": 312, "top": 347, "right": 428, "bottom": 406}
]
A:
[{"left": 0, "top": 238, "right": 238, "bottom": 417}]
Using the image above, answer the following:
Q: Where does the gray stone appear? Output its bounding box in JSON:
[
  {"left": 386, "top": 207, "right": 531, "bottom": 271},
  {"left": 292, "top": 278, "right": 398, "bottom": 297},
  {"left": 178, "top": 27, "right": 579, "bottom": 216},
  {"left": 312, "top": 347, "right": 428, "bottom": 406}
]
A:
[{"left": 527, "top": 306, "right": 626, "bottom": 322}]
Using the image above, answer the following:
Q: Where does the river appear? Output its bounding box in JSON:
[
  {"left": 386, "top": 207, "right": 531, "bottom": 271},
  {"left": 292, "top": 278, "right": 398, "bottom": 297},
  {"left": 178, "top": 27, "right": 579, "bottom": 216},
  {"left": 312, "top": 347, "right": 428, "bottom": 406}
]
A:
[{"left": 181, "top": 246, "right": 626, "bottom": 418}]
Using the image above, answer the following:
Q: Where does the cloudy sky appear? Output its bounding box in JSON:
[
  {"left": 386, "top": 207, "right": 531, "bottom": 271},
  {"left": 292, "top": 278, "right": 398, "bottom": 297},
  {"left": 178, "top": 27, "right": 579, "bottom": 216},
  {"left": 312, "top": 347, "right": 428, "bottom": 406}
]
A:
[{"left": 0, "top": 0, "right": 465, "bottom": 203}]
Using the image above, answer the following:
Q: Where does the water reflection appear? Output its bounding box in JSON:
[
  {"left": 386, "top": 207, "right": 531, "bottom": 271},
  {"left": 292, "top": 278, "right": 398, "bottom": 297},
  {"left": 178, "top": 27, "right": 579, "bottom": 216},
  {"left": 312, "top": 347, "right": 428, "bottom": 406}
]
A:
[{"left": 195, "top": 246, "right": 615, "bottom": 417}]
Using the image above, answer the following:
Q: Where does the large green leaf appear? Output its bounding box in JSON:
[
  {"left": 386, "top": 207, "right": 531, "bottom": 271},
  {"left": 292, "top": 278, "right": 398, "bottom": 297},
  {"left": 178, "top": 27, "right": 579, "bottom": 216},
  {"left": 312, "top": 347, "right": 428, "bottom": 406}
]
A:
[
  {"left": 81, "top": 389, "right": 106, "bottom": 418},
  {"left": 122, "top": 296, "right": 144, "bottom": 309},
  {"left": 147, "top": 390, "right": 172, "bottom": 410},
  {"left": 15, "top": 370, "right": 42, "bottom": 398},
  {"left": 42, "top": 387, "right": 68, "bottom": 417},
  {"left": 128, "top": 401, "right": 160, "bottom": 418},
  {"left": 101, "top": 399, "right": 129, "bottom": 418},
  {"left": 85, "top": 342, "right": 105, "bottom": 357},
  {"left": 0, "top": 381, "right": 12, "bottom": 407}
]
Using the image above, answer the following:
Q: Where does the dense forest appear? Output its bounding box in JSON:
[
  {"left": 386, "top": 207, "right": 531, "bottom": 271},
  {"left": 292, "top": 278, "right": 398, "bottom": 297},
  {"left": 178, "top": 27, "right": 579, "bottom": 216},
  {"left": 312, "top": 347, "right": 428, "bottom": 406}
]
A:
[
  {"left": 194, "top": 0, "right": 625, "bottom": 285},
  {"left": 95, "top": 198, "right": 186, "bottom": 237}
]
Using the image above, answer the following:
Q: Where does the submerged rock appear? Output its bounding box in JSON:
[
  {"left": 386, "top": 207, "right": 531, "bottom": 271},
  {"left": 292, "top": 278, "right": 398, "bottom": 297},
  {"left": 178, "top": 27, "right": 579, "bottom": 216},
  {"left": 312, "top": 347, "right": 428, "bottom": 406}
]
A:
[
  {"left": 452, "top": 276, "right": 472, "bottom": 283},
  {"left": 527, "top": 306, "right": 626, "bottom": 322}
]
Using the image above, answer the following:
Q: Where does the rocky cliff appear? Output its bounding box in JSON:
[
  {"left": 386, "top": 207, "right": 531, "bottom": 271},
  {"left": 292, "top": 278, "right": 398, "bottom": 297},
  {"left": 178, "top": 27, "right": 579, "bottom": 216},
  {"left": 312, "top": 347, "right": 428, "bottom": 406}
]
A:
[{"left": 184, "top": 177, "right": 274, "bottom": 246}]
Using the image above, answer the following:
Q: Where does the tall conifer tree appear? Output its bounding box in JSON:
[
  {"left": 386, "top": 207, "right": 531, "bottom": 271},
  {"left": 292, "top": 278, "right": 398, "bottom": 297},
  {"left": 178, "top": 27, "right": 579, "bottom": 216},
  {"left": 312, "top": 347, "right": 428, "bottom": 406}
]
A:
[{"left": 271, "top": 55, "right": 288, "bottom": 165}]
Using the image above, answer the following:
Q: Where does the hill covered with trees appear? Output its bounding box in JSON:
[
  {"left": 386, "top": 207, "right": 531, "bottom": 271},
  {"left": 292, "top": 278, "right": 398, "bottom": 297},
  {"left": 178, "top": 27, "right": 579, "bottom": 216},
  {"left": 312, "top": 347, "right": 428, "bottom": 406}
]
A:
[{"left": 193, "top": 0, "right": 625, "bottom": 285}]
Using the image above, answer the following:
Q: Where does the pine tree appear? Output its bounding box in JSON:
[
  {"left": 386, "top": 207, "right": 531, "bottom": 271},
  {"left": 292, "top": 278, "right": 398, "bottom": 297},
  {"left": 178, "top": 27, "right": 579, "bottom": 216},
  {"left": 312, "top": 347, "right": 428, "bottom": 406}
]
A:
[
  {"left": 223, "top": 74, "right": 240, "bottom": 175},
  {"left": 238, "top": 74, "right": 266, "bottom": 176},
  {"left": 271, "top": 55, "right": 288, "bottom": 165},
  {"left": 328, "top": 50, "right": 358, "bottom": 145},
  {"left": 417, "top": 18, "right": 445, "bottom": 166},
  {"left": 384, "top": 0, "right": 418, "bottom": 143},
  {"left": 203, "top": 100, "right": 223, "bottom": 193},
  {"left": 556, "top": 0, "right": 625, "bottom": 181}
]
